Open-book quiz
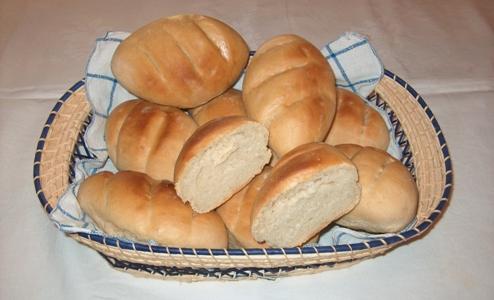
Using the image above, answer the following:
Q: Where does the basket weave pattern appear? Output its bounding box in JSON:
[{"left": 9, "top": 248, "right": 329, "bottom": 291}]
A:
[{"left": 33, "top": 70, "right": 452, "bottom": 280}]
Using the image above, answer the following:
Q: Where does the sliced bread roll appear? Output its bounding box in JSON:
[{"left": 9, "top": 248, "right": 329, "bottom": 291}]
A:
[
  {"left": 242, "top": 34, "right": 337, "bottom": 157},
  {"left": 217, "top": 167, "right": 272, "bottom": 248},
  {"left": 190, "top": 89, "right": 246, "bottom": 126},
  {"left": 325, "top": 88, "right": 390, "bottom": 150},
  {"left": 112, "top": 15, "right": 249, "bottom": 108},
  {"left": 175, "top": 116, "right": 272, "bottom": 213},
  {"left": 77, "top": 171, "right": 228, "bottom": 248},
  {"left": 105, "top": 99, "right": 197, "bottom": 181},
  {"left": 336, "top": 144, "right": 418, "bottom": 233},
  {"left": 218, "top": 166, "right": 320, "bottom": 248},
  {"left": 251, "top": 143, "right": 360, "bottom": 247}
]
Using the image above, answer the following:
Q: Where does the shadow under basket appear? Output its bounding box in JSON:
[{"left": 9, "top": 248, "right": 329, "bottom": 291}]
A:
[{"left": 33, "top": 69, "right": 453, "bottom": 281}]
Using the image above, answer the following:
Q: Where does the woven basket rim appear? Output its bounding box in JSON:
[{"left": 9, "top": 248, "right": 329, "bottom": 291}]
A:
[{"left": 33, "top": 69, "right": 453, "bottom": 258}]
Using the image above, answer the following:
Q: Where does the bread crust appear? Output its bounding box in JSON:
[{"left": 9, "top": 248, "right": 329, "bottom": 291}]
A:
[
  {"left": 111, "top": 15, "right": 249, "bottom": 108},
  {"left": 77, "top": 171, "right": 228, "bottom": 248},
  {"left": 336, "top": 144, "right": 418, "bottom": 233},
  {"left": 325, "top": 89, "right": 390, "bottom": 150},
  {"left": 242, "top": 34, "right": 337, "bottom": 157},
  {"left": 190, "top": 89, "right": 246, "bottom": 126},
  {"left": 217, "top": 167, "right": 272, "bottom": 248},
  {"left": 105, "top": 99, "right": 197, "bottom": 181}
]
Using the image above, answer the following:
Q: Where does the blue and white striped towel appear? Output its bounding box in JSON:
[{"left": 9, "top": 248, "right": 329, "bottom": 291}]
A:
[
  {"left": 51, "top": 31, "right": 401, "bottom": 246},
  {"left": 322, "top": 32, "right": 384, "bottom": 96}
]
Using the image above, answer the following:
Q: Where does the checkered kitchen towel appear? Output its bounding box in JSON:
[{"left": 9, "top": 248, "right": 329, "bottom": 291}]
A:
[
  {"left": 323, "top": 32, "right": 384, "bottom": 96},
  {"left": 51, "top": 31, "right": 395, "bottom": 245}
]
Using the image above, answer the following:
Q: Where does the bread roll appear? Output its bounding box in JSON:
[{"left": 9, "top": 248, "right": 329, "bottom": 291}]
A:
[
  {"left": 175, "top": 116, "right": 272, "bottom": 213},
  {"left": 336, "top": 144, "right": 418, "bottom": 233},
  {"left": 217, "top": 167, "right": 272, "bottom": 248},
  {"left": 105, "top": 99, "right": 197, "bottom": 181},
  {"left": 251, "top": 143, "right": 360, "bottom": 247},
  {"left": 190, "top": 89, "right": 246, "bottom": 126},
  {"left": 112, "top": 15, "right": 249, "bottom": 108},
  {"left": 242, "top": 34, "right": 337, "bottom": 157},
  {"left": 77, "top": 171, "right": 228, "bottom": 248},
  {"left": 325, "top": 89, "right": 389, "bottom": 150}
]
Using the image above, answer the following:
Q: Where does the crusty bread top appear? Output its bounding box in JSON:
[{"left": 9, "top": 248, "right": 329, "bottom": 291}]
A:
[
  {"left": 333, "top": 143, "right": 364, "bottom": 159},
  {"left": 105, "top": 99, "right": 197, "bottom": 181},
  {"left": 243, "top": 34, "right": 333, "bottom": 95},
  {"left": 217, "top": 167, "right": 272, "bottom": 248},
  {"left": 335, "top": 144, "right": 418, "bottom": 233},
  {"left": 77, "top": 171, "right": 228, "bottom": 248},
  {"left": 111, "top": 15, "right": 249, "bottom": 108},
  {"left": 251, "top": 143, "right": 356, "bottom": 221},
  {"left": 242, "top": 34, "right": 336, "bottom": 157},
  {"left": 174, "top": 116, "right": 266, "bottom": 181},
  {"left": 190, "top": 89, "right": 246, "bottom": 126},
  {"left": 325, "top": 88, "right": 390, "bottom": 150}
]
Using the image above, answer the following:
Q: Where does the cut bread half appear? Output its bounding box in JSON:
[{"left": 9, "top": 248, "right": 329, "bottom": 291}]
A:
[
  {"left": 251, "top": 143, "right": 360, "bottom": 247},
  {"left": 175, "top": 116, "right": 272, "bottom": 213}
]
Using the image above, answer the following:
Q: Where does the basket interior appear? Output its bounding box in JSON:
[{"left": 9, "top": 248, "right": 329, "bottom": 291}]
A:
[{"left": 33, "top": 70, "right": 452, "bottom": 279}]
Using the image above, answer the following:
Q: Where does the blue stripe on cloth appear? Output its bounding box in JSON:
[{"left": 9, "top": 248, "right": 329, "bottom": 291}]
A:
[
  {"left": 54, "top": 203, "right": 87, "bottom": 225},
  {"left": 52, "top": 218, "right": 88, "bottom": 231},
  {"left": 86, "top": 73, "right": 117, "bottom": 82},
  {"left": 324, "top": 39, "right": 368, "bottom": 59},
  {"left": 96, "top": 37, "right": 124, "bottom": 43},
  {"left": 79, "top": 160, "right": 103, "bottom": 176},
  {"left": 334, "top": 231, "right": 347, "bottom": 244},
  {"left": 337, "top": 77, "right": 381, "bottom": 88},
  {"left": 70, "top": 182, "right": 78, "bottom": 197},
  {"left": 93, "top": 110, "right": 108, "bottom": 118},
  {"left": 106, "top": 80, "right": 118, "bottom": 116},
  {"left": 325, "top": 44, "right": 356, "bottom": 93}
]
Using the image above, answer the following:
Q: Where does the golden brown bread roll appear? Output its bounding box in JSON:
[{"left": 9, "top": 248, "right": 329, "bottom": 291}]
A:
[
  {"left": 336, "top": 144, "right": 418, "bottom": 233},
  {"left": 111, "top": 15, "right": 249, "bottom": 108},
  {"left": 325, "top": 89, "right": 390, "bottom": 150},
  {"left": 190, "top": 89, "right": 246, "bottom": 126},
  {"left": 174, "top": 116, "right": 271, "bottom": 213},
  {"left": 251, "top": 143, "right": 360, "bottom": 247},
  {"left": 242, "top": 34, "right": 337, "bottom": 157},
  {"left": 105, "top": 99, "right": 197, "bottom": 181},
  {"left": 77, "top": 171, "right": 228, "bottom": 248},
  {"left": 217, "top": 167, "right": 272, "bottom": 248}
]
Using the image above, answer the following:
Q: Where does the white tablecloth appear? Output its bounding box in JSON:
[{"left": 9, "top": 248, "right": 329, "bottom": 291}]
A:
[{"left": 1, "top": 1, "right": 493, "bottom": 299}]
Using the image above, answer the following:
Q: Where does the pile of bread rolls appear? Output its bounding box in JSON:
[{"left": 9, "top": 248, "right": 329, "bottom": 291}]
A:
[{"left": 77, "top": 14, "right": 418, "bottom": 249}]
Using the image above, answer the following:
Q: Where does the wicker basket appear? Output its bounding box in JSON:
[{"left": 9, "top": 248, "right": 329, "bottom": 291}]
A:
[{"left": 33, "top": 69, "right": 452, "bottom": 281}]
